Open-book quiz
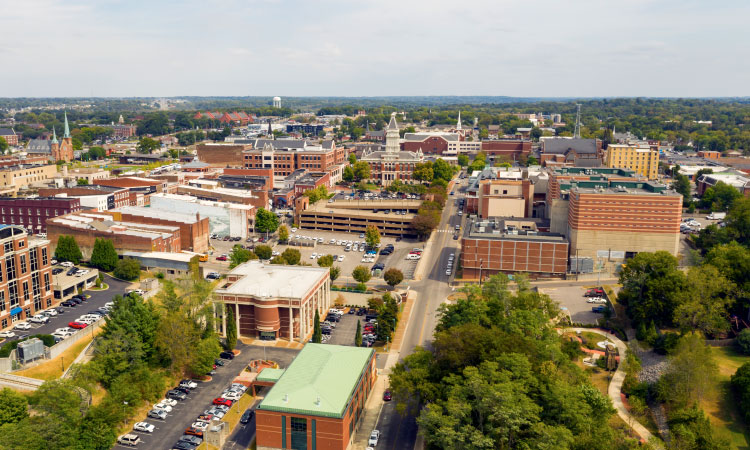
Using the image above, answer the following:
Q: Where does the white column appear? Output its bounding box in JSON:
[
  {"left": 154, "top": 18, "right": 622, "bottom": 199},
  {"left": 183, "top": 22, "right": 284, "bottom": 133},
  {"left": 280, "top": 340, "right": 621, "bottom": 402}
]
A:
[
  {"left": 221, "top": 302, "right": 227, "bottom": 336},
  {"left": 289, "top": 305, "right": 294, "bottom": 341}
]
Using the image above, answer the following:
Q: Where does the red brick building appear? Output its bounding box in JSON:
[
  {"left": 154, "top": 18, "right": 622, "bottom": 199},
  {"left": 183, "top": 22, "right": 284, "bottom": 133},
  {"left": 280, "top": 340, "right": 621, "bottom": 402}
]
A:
[
  {"left": 0, "top": 197, "right": 82, "bottom": 233},
  {"left": 480, "top": 139, "right": 532, "bottom": 161},
  {"left": 242, "top": 139, "right": 347, "bottom": 177},
  {"left": 0, "top": 129, "right": 18, "bottom": 146}
]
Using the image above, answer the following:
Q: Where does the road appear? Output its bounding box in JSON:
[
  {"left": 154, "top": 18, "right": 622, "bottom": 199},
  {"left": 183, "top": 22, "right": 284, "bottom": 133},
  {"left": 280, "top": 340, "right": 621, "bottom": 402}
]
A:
[
  {"left": 8, "top": 275, "right": 130, "bottom": 341},
  {"left": 372, "top": 183, "right": 464, "bottom": 450}
]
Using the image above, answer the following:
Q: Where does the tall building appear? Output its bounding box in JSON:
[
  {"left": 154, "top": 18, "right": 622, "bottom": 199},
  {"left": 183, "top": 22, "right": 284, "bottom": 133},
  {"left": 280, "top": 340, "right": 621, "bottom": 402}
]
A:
[
  {"left": 605, "top": 144, "right": 659, "bottom": 180},
  {"left": 360, "top": 114, "right": 424, "bottom": 186},
  {"left": 0, "top": 226, "right": 53, "bottom": 330}
]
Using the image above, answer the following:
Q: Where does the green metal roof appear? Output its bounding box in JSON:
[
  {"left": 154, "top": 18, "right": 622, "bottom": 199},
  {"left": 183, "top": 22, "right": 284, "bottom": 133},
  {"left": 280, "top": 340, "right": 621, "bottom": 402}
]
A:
[
  {"left": 257, "top": 344, "right": 374, "bottom": 418},
  {"left": 257, "top": 368, "right": 285, "bottom": 383}
]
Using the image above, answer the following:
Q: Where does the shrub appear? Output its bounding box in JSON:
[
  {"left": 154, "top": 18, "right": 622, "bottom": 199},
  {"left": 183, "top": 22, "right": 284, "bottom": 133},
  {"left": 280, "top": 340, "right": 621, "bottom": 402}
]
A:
[
  {"left": 113, "top": 258, "right": 141, "bottom": 281},
  {"left": 736, "top": 328, "right": 750, "bottom": 355},
  {"left": 653, "top": 332, "right": 680, "bottom": 355},
  {"left": 355, "top": 283, "right": 367, "bottom": 292}
]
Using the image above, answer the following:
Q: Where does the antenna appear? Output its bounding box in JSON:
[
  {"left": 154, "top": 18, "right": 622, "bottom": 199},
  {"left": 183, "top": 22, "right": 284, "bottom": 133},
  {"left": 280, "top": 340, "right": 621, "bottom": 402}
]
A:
[{"left": 573, "top": 104, "right": 581, "bottom": 138}]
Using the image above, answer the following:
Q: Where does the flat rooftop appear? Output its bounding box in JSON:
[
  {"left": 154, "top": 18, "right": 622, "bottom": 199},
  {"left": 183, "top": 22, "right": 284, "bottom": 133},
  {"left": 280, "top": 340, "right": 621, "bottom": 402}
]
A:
[
  {"left": 466, "top": 218, "right": 565, "bottom": 242},
  {"left": 216, "top": 260, "right": 328, "bottom": 299},
  {"left": 150, "top": 193, "right": 254, "bottom": 210},
  {"left": 113, "top": 206, "right": 201, "bottom": 224},
  {"left": 121, "top": 251, "right": 195, "bottom": 263},
  {"left": 258, "top": 344, "right": 373, "bottom": 418},
  {"left": 572, "top": 184, "right": 681, "bottom": 196}
]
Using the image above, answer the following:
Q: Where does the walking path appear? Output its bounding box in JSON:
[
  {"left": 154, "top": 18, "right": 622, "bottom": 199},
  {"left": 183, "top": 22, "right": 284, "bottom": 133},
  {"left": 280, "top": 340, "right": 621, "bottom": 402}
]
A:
[{"left": 568, "top": 327, "right": 657, "bottom": 445}]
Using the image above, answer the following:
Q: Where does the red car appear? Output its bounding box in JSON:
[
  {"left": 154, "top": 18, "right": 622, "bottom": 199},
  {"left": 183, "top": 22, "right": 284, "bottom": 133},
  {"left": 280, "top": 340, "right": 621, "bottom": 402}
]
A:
[
  {"left": 68, "top": 321, "right": 87, "bottom": 329},
  {"left": 383, "top": 390, "right": 392, "bottom": 401},
  {"left": 184, "top": 427, "right": 203, "bottom": 437},
  {"left": 213, "top": 398, "right": 233, "bottom": 407},
  {"left": 585, "top": 288, "right": 605, "bottom": 297},
  {"left": 216, "top": 255, "right": 228, "bottom": 261}
]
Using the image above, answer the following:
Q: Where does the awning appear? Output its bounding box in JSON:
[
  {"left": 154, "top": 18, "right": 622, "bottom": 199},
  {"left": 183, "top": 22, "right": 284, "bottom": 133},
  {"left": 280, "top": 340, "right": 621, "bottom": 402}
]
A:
[{"left": 9, "top": 307, "right": 22, "bottom": 316}]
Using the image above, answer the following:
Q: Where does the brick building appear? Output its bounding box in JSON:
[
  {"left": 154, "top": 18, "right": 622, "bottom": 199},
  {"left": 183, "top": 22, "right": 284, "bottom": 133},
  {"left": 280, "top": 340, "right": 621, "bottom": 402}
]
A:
[
  {"left": 473, "top": 178, "right": 534, "bottom": 219},
  {"left": 540, "top": 138, "right": 602, "bottom": 167},
  {"left": 293, "top": 172, "right": 331, "bottom": 197},
  {"left": 25, "top": 113, "right": 74, "bottom": 162},
  {"left": 461, "top": 219, "right": 568, "bottom": 279},
  {"left": 0, "top": 197, "right": 81, "bottom": 233},
  {"left": 255, "top": 344, "right": 376, "bottom": 450},
  {"left": 110, "top": 124, "right": 137, "bottom": 139},
  {"left": 0, "top": 128, "right": 18, "bottom": 146},
  {"left": 196, "top": 143, "right": 251, "bottom": 166},
  {"left": 214, "top": 261, "right": 331, "bottom": 341},
  {"left": 0, "top": 226, "right": 53, "bottom": 330},
  {"left": 242, "top": 140, "right": 346, "bottom": 177},
  {"left": 94, "top": 177, "right": 167, "bottom": 195},
  {"left": 360, "top": 116, "right": 425, "bottom": 186},
  {"left": 480, "top": 139, "right": 532, "bottom": 162},
  {"left": 38, "top": 186, "right": 130, "bottom": 211},
  {"left": 176, "top": 183, "right": 269, "bottom": 210}
]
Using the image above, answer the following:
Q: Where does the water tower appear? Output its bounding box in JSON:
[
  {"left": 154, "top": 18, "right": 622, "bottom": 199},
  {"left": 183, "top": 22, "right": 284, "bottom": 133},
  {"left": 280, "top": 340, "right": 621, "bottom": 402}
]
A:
[{"left": 273, "top": 96, "right": 281, "bottom": 108}]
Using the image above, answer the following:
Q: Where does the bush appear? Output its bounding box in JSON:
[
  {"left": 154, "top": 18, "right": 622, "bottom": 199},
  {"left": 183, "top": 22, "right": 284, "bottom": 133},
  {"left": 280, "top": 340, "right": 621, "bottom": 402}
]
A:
[
  {"left": 113, "top": 258, "right": 141, "bottom": 281},
  {"left": 653, "top": 332, "right": 680, "bottom": 355},
  {"left": 355, "top": 283, "right": 367, "bottom": 292},
  {"left": 254, "top": 245, "right": 272, "bottom": 260},
  {"left": 736, "top": 328, "right": 750, "bottom": 355},
  {"left": 561, "top": 338, "right": 583, "bottom": 360},
  {"left": 731, "top": 362, "right": 750, "bottom": 423}
]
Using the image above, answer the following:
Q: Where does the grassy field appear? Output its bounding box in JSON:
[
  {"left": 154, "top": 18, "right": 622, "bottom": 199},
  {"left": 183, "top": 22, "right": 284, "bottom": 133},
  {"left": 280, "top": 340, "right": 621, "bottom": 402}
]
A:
[
  {"left": 700, "top": 346, "right": 750, "bottom": 449},
  {"left": 14, "top": 327, "right": 102, "bottom": 380}
]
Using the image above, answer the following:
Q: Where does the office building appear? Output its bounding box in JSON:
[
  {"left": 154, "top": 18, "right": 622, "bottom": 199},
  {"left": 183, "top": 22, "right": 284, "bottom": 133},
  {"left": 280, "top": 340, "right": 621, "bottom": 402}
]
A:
[
  {"left": 0, "top": 197, "right": 81, "bottom": 233},
  {"left": 103, "top": 206, "right": 210, "bottom": 254},
  {"left": 214, "top": 261, "right": 331, "bottom": 341},
  {"left": 605, "top": 144, "right": 659, "bottom": 180}
]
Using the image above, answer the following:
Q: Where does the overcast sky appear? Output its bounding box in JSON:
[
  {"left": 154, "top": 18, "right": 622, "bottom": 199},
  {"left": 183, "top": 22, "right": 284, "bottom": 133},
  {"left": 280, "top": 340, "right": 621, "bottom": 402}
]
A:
[{"left": 0, "top": 0, "right": 748, "bottom": 98}]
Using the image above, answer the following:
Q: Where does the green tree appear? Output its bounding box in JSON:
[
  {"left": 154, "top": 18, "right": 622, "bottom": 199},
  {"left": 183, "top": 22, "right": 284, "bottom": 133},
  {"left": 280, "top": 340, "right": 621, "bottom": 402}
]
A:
[
  {"left": 113, "top": 258, "right": 140, "bottom": 281},
  {"left": 731, "top": 362, "right": 750, "bottom": 422},
  {"left": 413, "top": 162, "right": 434, "bottom": 182},
  {"left": 365, "top": 225, "right": 380, "bottom": 248},
  {"left": 342, "top": 165, "right": 355, "bottom": 182},
  {"left": 694, "top": 168, "right": 714, "bottom": 187},
  {"left": 736, "top": 329, "right": 750, "bottom": 355},
  {"left": 527, "top": 155, "right": 539, "bottom": 165},
  {"left": 618, "top": 251, "right": 686, "bottom": 327},
  {"left": 229, "top": 245, "right": 254, "bottom": 268},
  {"left": 352, "top": 161, "right": 371, "bottom": 181},
  {"left": 190, "top": 337, "right": 222, "bottom": 376},
  {"left": 76, "top": 178, "right": 89, "bottom": 185},
  {"left": 317, "top": 254, "right": 334, "bottom": 267},
  {"left": 329, "top": 266, "right": 341, "bottom": 281},
  {"left": 383, "top": 268, "right": 404, "bottom": 289},
  {"left": 254, "top": 245, "right": 272, "bottom": 260},
  {"left": 89, "top": 238, "right": 118, "bottom": 272},
  {"left": 352, "top": 265, "right": 372, "bottom": 284},
  {"left": 0, "top": 388, "right": 28, "bottom": 426},
  {"left": 255, "top": 208, "right": 279, "bottom": 235},
  {"left": 673, "top": 265, "right": 734, "bottom": 336},
  {"left": 136, "top": 137, "right": 161, "bottom": 153},
  {"left": 457, "top": 154, "right": 469, "bottom": 167},
  {"left": 411, "top": 212, "right": 439, "bottom": 239},
  {"left": 701, "top": 181, "right": 742, "bottom": 211},
  {"left": 225, "top": 305, "right": 237, "bottom": 350},
  {"left": 432, "top": 158, "right": 455, "bottom": 182},
  {"left": 355, "top": 320, "right": 362, "bottom": 347},
  {"left": 659, "top": 333, "right": 717, "bottom": 409},
  {"left": 278, "top": 225, "right": 289, "bottom": 242},
  {"left": 281, "top": 248, "right": 301, "bottom": 265},
  {"left": 312, "top": 309, "right": 322, "bottom": 343},
  {"left": 0, "top": 137, "right": 8, "bottom": 153},
  {"left": 348, "top": 153, "right": 357, "bottom": 165},
  {"left": 54, "top": 235, "right": 82, "bottom": 264}
]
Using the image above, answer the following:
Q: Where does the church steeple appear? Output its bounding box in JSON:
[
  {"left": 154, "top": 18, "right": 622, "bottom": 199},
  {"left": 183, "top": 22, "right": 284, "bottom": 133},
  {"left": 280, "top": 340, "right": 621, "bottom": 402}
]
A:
[
  {"left": 456, "top": 111, "right": 462, "bottom": 130},
  {"left": 63, "top": 112, "right": 71, "bottom": 138},
  {"left": 51, "top": 126, "right": 58, "bottom": 144}
]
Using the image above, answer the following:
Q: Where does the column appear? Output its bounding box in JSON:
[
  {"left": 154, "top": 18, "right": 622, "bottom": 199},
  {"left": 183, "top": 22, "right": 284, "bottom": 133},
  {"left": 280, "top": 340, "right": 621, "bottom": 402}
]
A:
[
  {"left": 220, "top": 302, "right": 226, "bottom": 337},
  {"left": 289, "top": 305, "right": 294, "bottom": 341},
  {"left": 235, "top": 302, "right": 240, "bottom": 338}
]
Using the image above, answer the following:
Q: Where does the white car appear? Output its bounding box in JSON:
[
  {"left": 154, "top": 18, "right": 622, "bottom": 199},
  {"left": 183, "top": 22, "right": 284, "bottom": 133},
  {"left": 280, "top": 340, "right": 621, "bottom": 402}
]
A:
[
  {"left": 160, "top": 397, "right": 178, "bottom": 407},
  {"left": 191, "top": 421, "right": 209, "bottom": 431},
  {"left": 29, "top": 314, "right": 49, "bottom": 324},
  {"left": 75, "top": 270, "right": 89, "bottom": 277},
  {"left": 13, "top": 322, "right": 31, "bottom": 331},
  {"left": 338, "top": 255, "right": 345, "bottom": 262},
  {"left": 336, "top": 240, "right": 342, "bottom": 245},
  {"left": 222, "top": 392, "right": 242, "bottom": 401},
  {"left": 153, "top": 402, "right": 173, "bottom": 412},
  {"left": 329, "top": 239, "right": 336, "bottom": 244},
  {"left": 52, "top": 332, "right": 68, "bottom": 340},
  {"left": 42, "top": 309, "right": 58, "bottom": 317},
  {"left": 310, "top": 253, "right": 317, "bottom": 259},
  {"left": 60, "top": 261, "right": 74, "bottom": 267},
  {"left": 133, "top": 421, "right": 155, "bottom": 433},
  {"left": 587, "top": 297, "right": 607, "bottom": 304},
  {"left": 445, "top": 269, "right": 452, "bottom": 276},
  {"left": 105, "top": 302, "right": 115, "bottom": 308},
  {"left": 291, "top": 228, "right": 298, "bottom": 233},
  {"left": 272, "top": 251, "right": 280, "bottom": 256},
  {"left": 55, "top": 327, "right": 73, "bottom": 335},
  {"left": 0, "top": 330, "right": 16, "bottom": 338},
  {"left": 369, "top": 430, "right": 380, "bottom": 446}
]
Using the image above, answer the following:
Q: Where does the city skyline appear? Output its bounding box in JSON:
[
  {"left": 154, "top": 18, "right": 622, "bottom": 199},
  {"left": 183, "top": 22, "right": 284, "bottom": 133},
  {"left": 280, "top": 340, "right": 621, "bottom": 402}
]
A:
[{"left": 0, "top": 0, "right": 748, "bottom": 98}]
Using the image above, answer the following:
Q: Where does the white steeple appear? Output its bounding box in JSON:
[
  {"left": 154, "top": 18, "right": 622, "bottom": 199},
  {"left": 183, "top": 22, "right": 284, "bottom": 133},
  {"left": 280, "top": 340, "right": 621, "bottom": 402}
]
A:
[
  {"left": 385, "top": 113, "right": 400, "bottom": 154},
  {"left": 456, "top": 111, "right": 462, "bottom": 130}
]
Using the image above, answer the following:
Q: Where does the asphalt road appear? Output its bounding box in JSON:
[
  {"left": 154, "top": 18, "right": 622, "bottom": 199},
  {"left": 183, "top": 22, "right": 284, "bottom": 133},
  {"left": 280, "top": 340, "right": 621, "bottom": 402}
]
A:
[
  {"left": 8, "top": 275, "right": 130, "bottom": 341},
  {"left": 114, "top": 345, "right": 301, "bottom": 450},
  {"left": 372, "top": 183, "right": 463, "bottom": 450}
]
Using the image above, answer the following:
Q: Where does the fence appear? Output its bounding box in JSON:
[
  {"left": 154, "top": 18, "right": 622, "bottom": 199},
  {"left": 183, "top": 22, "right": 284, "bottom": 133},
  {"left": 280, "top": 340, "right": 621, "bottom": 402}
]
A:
[
  {"left": 706, "top": 338, "right": 736, "bottom": 347},
  {"left": 47, "top": 318, "right": 104, "bottom": 359},
  {"left": 0, "top": 372, "right": 44, "bottom": 390}
]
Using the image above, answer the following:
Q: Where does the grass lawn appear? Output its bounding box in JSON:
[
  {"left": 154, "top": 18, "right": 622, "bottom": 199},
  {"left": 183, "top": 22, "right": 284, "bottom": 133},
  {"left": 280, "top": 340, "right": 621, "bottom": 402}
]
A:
[
  {"left": 700, "top": 346, "right": 750, "bottom": 449},
  {"left": 15, "top": 327, "right": 102, "bottom": 380}
]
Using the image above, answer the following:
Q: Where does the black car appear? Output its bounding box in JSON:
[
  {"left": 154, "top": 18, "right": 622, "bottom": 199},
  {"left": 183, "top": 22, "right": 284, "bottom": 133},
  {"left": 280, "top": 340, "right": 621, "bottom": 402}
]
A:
[
  {"left": 66, "top": 267, "right": 78, "bottom": 276},
  {"left": 321, "top": 327, "right": 332, "bottom": 335},
  {"left": 395, "top": 236, "right": 402, "bottom": 242},
  {"left": 348, "top": 308, "right": 355, "bottom": 314},
  {"left": 240, "top": 409, "right": 255, "bottom": 424},
  {"left": 219, "top": 351, "right": 235, "bottom": 360},
  {"left": 372, "top": 263, "right": 385, "bottom": 271},
  {"left": 173, "top": 386, "right": 191, "bottom": 394},
  {"left": 70, "top": 298, "right": 82, "bottom": 305},
  {"left": 214, "top": 358, "right": 225, "bottom": 366},
  {"left": 453, "top": 234, "right": 459, "bottom": 240},
  {"left": 54, "top": 307, "right": 65, "bottom": 314},
  {"left": 52, "top": 268, "right": 64, "bottom": 275},
  {"left": 166, "top": 389, "right": 187, "bottom": 401},
  {"left": 171, "top": 441, "right": 198, "bottom": 450},
  {"left": 61, "top": 300, "right": 76, "bottom": 307}
]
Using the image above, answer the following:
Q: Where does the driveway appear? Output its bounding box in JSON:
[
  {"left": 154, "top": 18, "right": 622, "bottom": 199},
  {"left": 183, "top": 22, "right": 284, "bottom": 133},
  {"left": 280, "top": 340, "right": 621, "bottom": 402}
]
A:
[{"left": 541, "top": 285, "right": 604, "bottom": 325}]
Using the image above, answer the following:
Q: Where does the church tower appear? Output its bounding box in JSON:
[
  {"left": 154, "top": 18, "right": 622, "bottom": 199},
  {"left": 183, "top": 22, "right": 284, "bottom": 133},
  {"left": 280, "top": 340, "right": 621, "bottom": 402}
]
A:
[
  {"left": 55, "top": 112, "right": 74, "bottom": 162},
  {"left": 50, "top": 126, "right": 59, "bottom": 159},
  {"left": 456, "top": 111, "right": 462, "bottom": 130},
  {"left": 385, "top": 113, "right": 400, "bottom": 154}
]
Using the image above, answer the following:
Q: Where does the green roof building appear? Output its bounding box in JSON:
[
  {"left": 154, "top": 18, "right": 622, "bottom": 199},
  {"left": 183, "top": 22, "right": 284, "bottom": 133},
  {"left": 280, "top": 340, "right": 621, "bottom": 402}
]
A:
[{"left": 256, "top": 343, "right": 377, "bottom": 450}]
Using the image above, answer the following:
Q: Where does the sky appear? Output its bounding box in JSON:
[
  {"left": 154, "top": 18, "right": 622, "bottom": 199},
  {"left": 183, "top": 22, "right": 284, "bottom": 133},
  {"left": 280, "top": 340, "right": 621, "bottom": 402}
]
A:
[{"left": 0, "top": 0, "right": 748, "bottom": 98}]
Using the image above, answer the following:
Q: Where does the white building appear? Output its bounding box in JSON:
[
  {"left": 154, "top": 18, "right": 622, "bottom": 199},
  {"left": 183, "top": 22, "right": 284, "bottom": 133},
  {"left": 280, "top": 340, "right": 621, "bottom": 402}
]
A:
[{"left": 149, "top": 193, "right": 254, "bottom": 239}]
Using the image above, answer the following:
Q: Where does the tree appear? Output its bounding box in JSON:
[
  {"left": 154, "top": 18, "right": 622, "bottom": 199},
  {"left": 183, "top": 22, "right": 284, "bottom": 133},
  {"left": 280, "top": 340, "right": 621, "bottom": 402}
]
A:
[
  {"left": 225, "top": 305, "right": 237, "bottom": 350},
  {"left": 694, "top": 168, "right": 713, "bottom": 187},
  {"left": 0, "top": 388, "right": 27, "bottom": 426},
  {"left": 136, "top": 137, "right": 161, "bottom": 153},
  {"left": 342, "top": 165, "right": 354, "bottom": 182},
  {"left": 457, "top": 154, "right": 469, "bottom": 167},
  {"left": 737, "top": 329, "right": 750, "bottom": 355},
  {"left": 190, "top": 337, "right": 221, "bottom": 376},
  {"left": 352, "top": 161, "right": 371, "bottom": 181},
  {"left": 255, "top": 208, "right": 279, "bottom": 235},
  {"left": 329, "top": 266, "right": 341, "bottom": 281},
  {"left": 229, "top": 245, "right": 255, "bottom": 268},
  {"left": 384, "top": 268, "right": 404, "bottom": 289},
  {"left": 365, "top": 225, "right": 380, "bottom": 248},
  {"left": 348, "top": 153, "right": 357, "bottom": 165},
  {"left": 0, "top": 137, "right": 7, "bottom": 153},
  {"left": 90, "top": 238, "right": 118, "bottom": 272},
  {"left": 278, "top": 225, "right": 289, "bottom": 243},
  {"left": 281, "top": 248, "right": 301, "bottom": 265},
  {"left": 317, "top": 254, "right": 334, "bottom": 267},
  {"left": 432, "top": 158, "right": 455, "bottom": 182},
  {"left": 411, "top": 213, "right": 439, "bottom": 239},
  {"left": 54, "top": 235, "right": 82, "bottom": 264},
  {"left": 312, "top": 310, "right": 322, "bottom": 343},
  {"left": 618, "top": 251, "right": 686, "bottom": 327},
  {"left": 527, "top": 155, "right": 539, "bottom": 166},
  {"left": 413, "top": 162, "right": 434, "bottom": 182},
  {"left": 113, "top": 258, "right": 140, "bottom": 281},
  {"left": 254, "top": 245, "right": 272, "bottom": 260},
  {"left": 700, "top": 181, "right": 742, "bottom": 211},
  {"left": 659, "top": 333, "right": 717, "bottom": 409},
  {"left": 673, "top": 265, "right": 734, "bottom": 336},
  {"left": 355, "top": 320, "right": 362, "bottom": 347},
  {"left": 731, "top": 362, "right": 750, "bottom": 422},
  {"left": 352, "top": 265, "right": 372, "bottom": 284},
  {"left": 76, "top": 178, "right": 89, "bottom": 185}
]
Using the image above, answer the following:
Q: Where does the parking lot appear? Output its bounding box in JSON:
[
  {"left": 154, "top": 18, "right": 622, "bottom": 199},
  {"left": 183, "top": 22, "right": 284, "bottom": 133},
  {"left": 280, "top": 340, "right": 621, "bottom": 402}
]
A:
[
  {"left": 325, "top": 312, "right": 364, "bottom": 346},
  {"left": 114, "top": 344, "right": 301, "bottom": 450},
  {"left": 540, "top": 285, "right": 607, "bottom": 325}
]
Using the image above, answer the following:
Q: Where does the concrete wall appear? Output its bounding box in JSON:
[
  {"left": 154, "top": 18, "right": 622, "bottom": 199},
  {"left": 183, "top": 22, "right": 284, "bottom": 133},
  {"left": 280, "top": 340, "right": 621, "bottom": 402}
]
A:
[
  {"left": 548, "top": 198, "right": 569, "bottom": 235},
  {"left": 568, "top": 228, "right": 680, "bottom": 259}
]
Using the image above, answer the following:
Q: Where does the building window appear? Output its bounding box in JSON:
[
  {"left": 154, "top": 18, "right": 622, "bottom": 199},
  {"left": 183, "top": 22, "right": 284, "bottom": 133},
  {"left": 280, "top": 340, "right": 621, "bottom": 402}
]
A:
[
  {"left": 3, "top": 242, "right": 11, "bottom": 253},
  {"left": 22, "top": 281, "right": 29, "bottom": 303},
  {"left": 5, "top": 256, "right": 15, "bottom": 281},
  {"left": 30, "top": 249, "right": 38, "bottom": 272},
  {"left": 0, "top": 291, "right": 4, "bottom": 312},
  {"left": 19, "top": 255, "right": 26, "bottom": 274},
  {"left": 281, "top": 416, "right": 287, "bottom": 449},
  {"left": 43, "top": 273, "right": 50, "bottom": 292},
  {"left": 290, "top": 417, "right": 307, "bottom": 450},
  {"left": 8, "top": 282, "right": 18, "bottom": 308}
]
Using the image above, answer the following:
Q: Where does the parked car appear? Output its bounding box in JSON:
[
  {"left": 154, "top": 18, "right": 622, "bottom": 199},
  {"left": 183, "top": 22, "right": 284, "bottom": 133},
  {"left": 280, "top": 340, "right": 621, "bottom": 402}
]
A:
[
  {"left": 160, "top": 398, "right": 178, "bottom": 407},
  {"left": 214, "top": 358, "right": 225, "bottom": 366},
  {"left": 383, "top": 390, "right": 392, "bottom": 401},
  {"left": 66, "top": 267, "right": 78, "bottom": 276},
  {"left": 0, "top": 330, "right": 16, "bottom": 338},
  {"left": 173, "top": 386, "right": 191, "bottom": 394},
  {"left": 28, "top": 315, "right": 49, "bottom": 324},
  {"left": 219, "top": 351, "right": 235, "bottom": 360},
  {"left": 117, "top": 434, "right": 142, "bottom": 446},
  {"left": 147, "top": 409, "right": 168, "bottom": 420},
  {"left": 60, "top": 261, "right": 74, "bottom": 267},
  {"left": 213, "top": 397, "right": 233, "bottom": 407},
  {"left": 14, "top": 322, "right": 31, "bottom": 331},
  {"left": 216, "top": 255, "right": 228, "bottom": 261},
  {"left": 240, "top": 408, "right": 255, "bottom": 424},
  {"left": 133, "top": 422, "right": 155, "bottom": 433},
  {"left": 369, "top": 430, "right": 381, "bottom": 446},
  {"left": 592, "top": 305, "right": 607, "bottom": 313},
  {"left": 171, "top": 441, "right": 198, "bottom": 450},
  {"left": 166, "top": 390, "right": 187, "bottom": 401},
  {"left": 178, "top": 435, "right": 203, "bottom": 446},
  {"left": 180, "top": 379, "right": 198, "bottom": 389},
  {"left": 190, "top": 421, "right": 209, "bottom": 432},
  {"left": 587, "top": 297, "right": 607, "bottom": 304},
  {"left": 41, "top": 309, "right": 58, "bottom": 317},
  {"left": 153, "top": 401, "right": 173, "bottom": 412},
  {"left": 61, "top": 300, "right": 76, "bottom": 307},
  {"left": 184, "top": 426, "right": 204, "bottom": 437},
  {"left": 585, "top": 288, "right": 605, "bottom": 297},
  {"left": 52, "top": 268, "right": 64, "bottom": 275}
]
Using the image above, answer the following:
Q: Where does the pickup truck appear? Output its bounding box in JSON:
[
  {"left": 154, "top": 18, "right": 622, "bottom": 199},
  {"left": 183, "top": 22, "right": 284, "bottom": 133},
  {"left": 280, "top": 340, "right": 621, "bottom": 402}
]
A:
[{"left": 706, "top": 212, "right": 726, "bottom": 220}]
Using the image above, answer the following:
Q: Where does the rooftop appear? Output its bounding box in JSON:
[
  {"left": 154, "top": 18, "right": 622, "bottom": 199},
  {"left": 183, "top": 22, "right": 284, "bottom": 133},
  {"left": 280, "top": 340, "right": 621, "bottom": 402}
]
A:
[
  {"left": 256, "top": 368, "right": 286, "bottom": 383},
  {"left": 216, "top": 260, "right": 328, "bottom": 299},
  {"left": 572, "top": 183, "right": 680, "bottom": 196},
  {"left": 466, "top": 218, "right": 564, "bottom": 242},
  {"left": 121, "top": 251, "right": 196, "bottom": 262},
  {"left": 113, "top": 205, "right": 201, "bottom": 224},
  {"left": 257, "top": 344, "right": 374, "bottom": 418}
]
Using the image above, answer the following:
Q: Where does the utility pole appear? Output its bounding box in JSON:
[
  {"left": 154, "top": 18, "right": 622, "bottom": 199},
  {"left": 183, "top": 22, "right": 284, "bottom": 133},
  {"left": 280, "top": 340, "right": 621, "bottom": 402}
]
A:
[
  {"left": 574, "top": 104, "right": 581, "bottom": 139},
  {"left": 479, "top": 258, "right": 483, "bottom": 286}
]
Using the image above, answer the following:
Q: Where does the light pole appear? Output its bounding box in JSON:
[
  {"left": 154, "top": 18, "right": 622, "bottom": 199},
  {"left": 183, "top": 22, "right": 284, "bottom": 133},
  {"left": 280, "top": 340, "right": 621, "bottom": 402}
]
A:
[{"left": 479, "top": 258, "right": 483, "bottom": 286}]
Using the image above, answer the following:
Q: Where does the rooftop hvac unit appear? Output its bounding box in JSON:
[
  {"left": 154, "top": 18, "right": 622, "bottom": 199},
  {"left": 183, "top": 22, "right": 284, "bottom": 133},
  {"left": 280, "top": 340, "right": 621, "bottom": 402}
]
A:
[
  {"left": 478, "top": 227, "right": 485, "bottom": 233},
  {"left": 17, "top": 338, "right": 45, "bottom": 363}
]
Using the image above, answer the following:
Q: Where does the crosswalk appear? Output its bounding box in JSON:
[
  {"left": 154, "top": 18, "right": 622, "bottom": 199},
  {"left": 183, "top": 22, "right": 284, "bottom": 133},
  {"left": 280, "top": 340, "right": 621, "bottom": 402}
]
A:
[{"left": 434, "top": 228, "right": 458, "bottom": 233}]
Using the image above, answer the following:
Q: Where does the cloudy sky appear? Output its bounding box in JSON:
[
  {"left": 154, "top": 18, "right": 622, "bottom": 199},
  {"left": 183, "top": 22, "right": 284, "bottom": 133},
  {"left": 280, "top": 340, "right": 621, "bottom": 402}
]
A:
[{"left": 0, "top": 0, "right": 747, "bottom": 97}]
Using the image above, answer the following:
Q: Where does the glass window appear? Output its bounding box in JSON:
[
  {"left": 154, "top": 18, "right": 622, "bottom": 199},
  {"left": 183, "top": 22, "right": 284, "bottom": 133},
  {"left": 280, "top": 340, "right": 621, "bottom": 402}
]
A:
[
  {"left": 8, "top": 281, "right": 18, "bottom": 308},
  {"left": 19, "top": 255, "right": 26, "bottom": 274},
  {"left": 41, "top": 248, "right": 47, "bottom": 265},
  {"left": 5, "top": 256, "right": 15, "bottom": 281}
]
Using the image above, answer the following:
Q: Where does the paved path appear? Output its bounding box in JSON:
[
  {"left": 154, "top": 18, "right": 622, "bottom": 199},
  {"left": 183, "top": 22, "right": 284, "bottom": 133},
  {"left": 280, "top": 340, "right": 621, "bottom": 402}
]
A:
[{"left": 568, "top": 327, "right": 657, "bottom": 445}]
